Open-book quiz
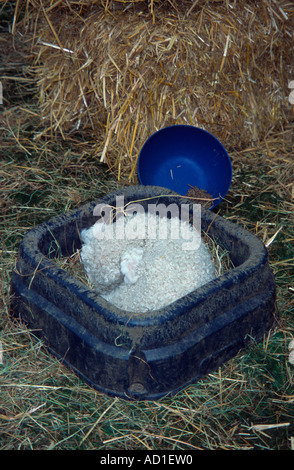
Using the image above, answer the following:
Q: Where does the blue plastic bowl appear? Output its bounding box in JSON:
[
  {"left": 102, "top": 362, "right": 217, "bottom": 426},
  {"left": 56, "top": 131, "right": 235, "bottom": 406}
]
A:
[{"left": 137, "top": 125, "right": 232, "bottom": 209}]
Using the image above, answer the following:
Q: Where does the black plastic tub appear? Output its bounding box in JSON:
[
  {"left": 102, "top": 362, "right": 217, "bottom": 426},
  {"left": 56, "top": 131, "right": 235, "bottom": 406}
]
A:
[{"left": 10, "top": 186, "right": 277, "bottom": 400}]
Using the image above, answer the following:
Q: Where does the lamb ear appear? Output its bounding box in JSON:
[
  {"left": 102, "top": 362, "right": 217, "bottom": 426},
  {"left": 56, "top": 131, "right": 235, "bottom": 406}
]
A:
[
  {"left": 80, "top": 227, "right": 91, "bottom": 243},
  {"left": 120, "top": 248, "right": 144, "bottom": 284}
]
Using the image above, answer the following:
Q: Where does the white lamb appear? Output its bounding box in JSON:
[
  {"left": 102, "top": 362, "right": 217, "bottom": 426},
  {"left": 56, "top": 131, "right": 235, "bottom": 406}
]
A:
[{"left": 80, "top": 212, "right": 216, "bottom": 312}]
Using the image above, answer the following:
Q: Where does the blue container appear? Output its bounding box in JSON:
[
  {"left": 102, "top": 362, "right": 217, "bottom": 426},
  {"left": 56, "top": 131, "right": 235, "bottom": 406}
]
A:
[{"left": 137, "top": 125, "right": 232, "bottom": 209}]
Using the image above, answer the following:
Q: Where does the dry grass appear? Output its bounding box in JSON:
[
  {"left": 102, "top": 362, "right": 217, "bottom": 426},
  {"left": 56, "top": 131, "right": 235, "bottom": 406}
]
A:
[
  {"left": 13, "top": 0, "right": 294, "bottom": 179},
  {"left": 0, "top": 0, "right": 294, "bottom": 451}
]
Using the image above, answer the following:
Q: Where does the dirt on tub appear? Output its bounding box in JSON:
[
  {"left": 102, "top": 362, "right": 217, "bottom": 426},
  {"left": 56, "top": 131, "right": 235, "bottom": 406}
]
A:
[{"left": 185, "top": 186, "right": 213, "bottom": 208}]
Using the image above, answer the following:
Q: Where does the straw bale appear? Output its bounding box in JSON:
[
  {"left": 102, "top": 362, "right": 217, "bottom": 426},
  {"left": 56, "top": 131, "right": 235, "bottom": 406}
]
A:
[{"left": 17, "top": 0, "right": 294, "bottom": 180}]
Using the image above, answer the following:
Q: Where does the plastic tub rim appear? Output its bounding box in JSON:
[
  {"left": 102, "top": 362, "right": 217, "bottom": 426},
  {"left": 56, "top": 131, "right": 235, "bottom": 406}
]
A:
[{"left": 18, "top": 185, "right": 269, "bottom": 327}]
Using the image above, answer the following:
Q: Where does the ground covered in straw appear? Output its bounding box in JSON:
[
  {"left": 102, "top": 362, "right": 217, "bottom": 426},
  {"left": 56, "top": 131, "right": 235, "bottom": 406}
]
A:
[{"left": 0, "top": 0, "right": 294, "bottom": 450}]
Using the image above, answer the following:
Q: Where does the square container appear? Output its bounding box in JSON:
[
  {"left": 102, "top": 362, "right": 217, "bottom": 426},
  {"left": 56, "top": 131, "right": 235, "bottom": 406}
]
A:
[{"left": 10, "top": 186, "right": 277, "bottom": 400}]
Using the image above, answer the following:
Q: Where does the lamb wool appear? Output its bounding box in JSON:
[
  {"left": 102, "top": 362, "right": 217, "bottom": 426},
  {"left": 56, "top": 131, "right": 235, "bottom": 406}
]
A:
[{"left": 80, "top": 212, "right": 216, "bottom": 312}]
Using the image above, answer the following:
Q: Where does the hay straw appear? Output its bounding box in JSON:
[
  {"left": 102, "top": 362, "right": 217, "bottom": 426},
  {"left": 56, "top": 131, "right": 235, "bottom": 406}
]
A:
[{"left": 16, "top": 0, "right": 294, "bottom": 180}]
